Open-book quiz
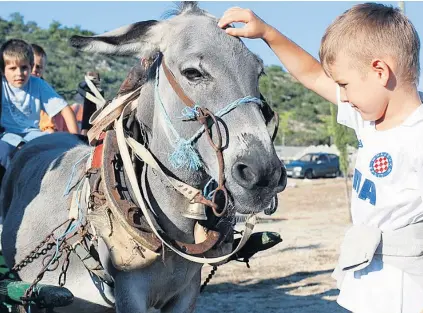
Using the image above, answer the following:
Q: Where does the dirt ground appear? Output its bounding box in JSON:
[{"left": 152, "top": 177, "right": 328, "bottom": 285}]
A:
[{"left": 196, "top": 177, "right": 352, "bottom": 313}]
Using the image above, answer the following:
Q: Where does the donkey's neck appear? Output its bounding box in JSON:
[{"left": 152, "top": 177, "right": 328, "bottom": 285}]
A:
[{"left": 143, "top": 166, "right": 197, "bottom": 242}]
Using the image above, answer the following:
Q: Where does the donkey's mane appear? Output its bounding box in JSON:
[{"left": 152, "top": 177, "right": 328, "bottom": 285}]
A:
[{"left": 162, "top": 1, "right": 208, "bottom": 19}]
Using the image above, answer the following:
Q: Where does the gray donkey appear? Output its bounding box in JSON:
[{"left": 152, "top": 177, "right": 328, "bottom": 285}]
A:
[{"left": 0, "top": 3, "right": 286, "bottom": 313}]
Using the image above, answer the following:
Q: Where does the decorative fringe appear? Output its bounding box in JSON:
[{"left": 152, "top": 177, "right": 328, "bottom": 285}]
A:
[{"left": 169, "top": 138, "right": 202, "bottom": 170}]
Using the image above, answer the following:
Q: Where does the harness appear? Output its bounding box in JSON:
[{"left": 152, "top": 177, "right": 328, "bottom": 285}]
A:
[{"left": 81, "top": 53, "right": 265, "bottom": 269}]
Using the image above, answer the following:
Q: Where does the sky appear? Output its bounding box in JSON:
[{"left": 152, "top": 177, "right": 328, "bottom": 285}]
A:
[{"left": 1, "top": 1, "right": 422, "bottom": 89}]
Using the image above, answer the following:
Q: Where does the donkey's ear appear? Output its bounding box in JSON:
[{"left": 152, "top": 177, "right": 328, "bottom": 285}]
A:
[{"left": 69, "top": 20, "right": 161, "bottom": 58}]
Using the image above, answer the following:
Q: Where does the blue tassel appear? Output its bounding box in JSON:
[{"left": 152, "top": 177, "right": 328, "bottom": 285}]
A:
[
  {"left": 180, "top": 105, "right": 200, "bottom": 120},
  {"left": 169, "top": 139, "right": 203, "bottom": 170}
]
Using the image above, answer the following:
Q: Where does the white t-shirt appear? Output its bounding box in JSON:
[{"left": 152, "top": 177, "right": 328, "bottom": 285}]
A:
[
  {"left": 336, "top": 89, "right": 423, "bottom": 313},
  {"left": 337, "top": 89, "right": 423, "bottom": 232},
  {"left": 1, "top": 76, "right": 67, "bottom": 134}
]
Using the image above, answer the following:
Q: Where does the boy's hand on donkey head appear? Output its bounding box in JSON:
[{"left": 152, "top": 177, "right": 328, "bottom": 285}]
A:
[{"left": 218, "top": 7, "right": 269, "bottom": 39}]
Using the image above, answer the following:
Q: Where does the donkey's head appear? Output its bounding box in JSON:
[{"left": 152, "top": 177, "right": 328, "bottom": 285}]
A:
[{"left": 70, "top": 2, "right": 286, "bottom": 215}]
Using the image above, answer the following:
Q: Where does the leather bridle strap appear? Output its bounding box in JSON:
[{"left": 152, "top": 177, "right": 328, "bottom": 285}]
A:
[
  {"left": 160, "top": 57, "right": 229, "bottom": 215},
  {"left": 161, "top": 59, "right": 195, "bottom": 108}
]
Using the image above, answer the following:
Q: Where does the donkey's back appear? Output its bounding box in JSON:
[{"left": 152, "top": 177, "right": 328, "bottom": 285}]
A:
[
  {"left": 0, "top": 133, "right": 90, "bottom": 271},
  {"left": 0, "top": 133, "right": 116, "bottom": 313}
]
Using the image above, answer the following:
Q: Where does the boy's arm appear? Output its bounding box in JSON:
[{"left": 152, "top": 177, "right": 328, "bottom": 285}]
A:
[
  {"left": 60, "top": 105, "right": 78, "bottom": 134},
  {"left": 218, "top": 8, "right": 338, "bottom": 105}
]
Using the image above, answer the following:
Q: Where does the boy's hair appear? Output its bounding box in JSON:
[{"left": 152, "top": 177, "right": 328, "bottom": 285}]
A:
[
  {"left": 31, "top": 43, "right": 47, "bottom": 60},
  {"left": 319, "top": 2, "right": 420, "bottom": 84},
  {"left": 0, "top": 39, "right": 34, "bottom": 73}
]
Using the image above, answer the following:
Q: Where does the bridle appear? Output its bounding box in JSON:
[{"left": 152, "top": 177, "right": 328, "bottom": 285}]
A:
[
  {"left": 158, "top": 53, "right": 279, "bottom": 217},
  {"left": 161, "top": 58, "right": 229, "bottom": 217},
  {"left": 84, "top": 51, "right": 279, "bottom": 263}
]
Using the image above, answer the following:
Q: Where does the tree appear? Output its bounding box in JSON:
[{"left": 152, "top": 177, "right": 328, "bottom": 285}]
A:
[{"left": 329, "top": 104, "right": 357, "bottom": 221}]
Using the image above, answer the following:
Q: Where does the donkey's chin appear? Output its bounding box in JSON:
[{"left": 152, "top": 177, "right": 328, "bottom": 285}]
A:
[{"left": 228, "top": 186, "right": 276, "bottom": 214}]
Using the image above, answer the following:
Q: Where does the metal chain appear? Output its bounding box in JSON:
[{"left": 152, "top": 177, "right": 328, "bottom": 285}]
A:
[
  {"left": 11, "top": 219, "right": 79, "bottom": 308},
  {"left": 59, "top": 247, "right": 72, "bottom": 287},
  {"left": 57, "top": 89, "right": 78, "bottom": 98},
  {"left": 22, "top": 236, "right": 72, "bottom": 306},
  {"left": 12, "top": 236, "right": 55, "bottom": 273},
  {"left": 200, "top": 265, "right": 218, "bottom": 293},
  {"left": 12, "top": 219, "right": 72, "bottom": 273}
]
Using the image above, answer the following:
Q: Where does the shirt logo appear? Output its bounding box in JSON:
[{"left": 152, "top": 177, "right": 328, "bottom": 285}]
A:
[{"left": 369, "top": 152, "right": 393, "bottom": 177}]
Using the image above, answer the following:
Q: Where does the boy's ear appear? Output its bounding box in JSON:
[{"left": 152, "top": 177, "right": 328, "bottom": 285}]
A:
[{"left": 371, "top": 59, "right": 390, "bottom": 87}]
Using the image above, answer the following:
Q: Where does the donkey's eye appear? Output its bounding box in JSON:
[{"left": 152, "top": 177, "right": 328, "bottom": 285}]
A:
[{"left": 182, "top": 68, "right": 203, "bottom": 81}]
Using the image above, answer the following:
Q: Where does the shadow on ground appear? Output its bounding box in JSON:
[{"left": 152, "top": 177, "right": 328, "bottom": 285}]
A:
[{"left": 196, "top": 269, "right": 349, "bottom": 313}]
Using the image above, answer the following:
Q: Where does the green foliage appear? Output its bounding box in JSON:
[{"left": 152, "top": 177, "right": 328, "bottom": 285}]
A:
[
  {"left": 329, "top": 104, "right": 357, "bottom": 175},
  {"left": 0, "top": 13, "right": 135, "bottom": 102},
  {"left": 259, "top": 65, "right": 357, "bottom": 147}
]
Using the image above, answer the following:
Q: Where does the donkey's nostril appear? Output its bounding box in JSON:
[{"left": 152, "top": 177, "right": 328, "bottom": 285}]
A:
[
  {"left": 237, "top": 163, "right": 255, "bottom": 181},
  {"left": 232, "top": 162, "right": 258, "bottom": 189}
]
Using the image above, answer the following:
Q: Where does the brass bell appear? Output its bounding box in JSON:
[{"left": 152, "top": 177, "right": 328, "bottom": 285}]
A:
[{"left": 182, "top": 202, "right": 208, "bottom": 220}]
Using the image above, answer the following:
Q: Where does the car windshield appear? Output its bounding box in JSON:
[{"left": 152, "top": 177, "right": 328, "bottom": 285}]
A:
[
  {"left": 299, "top": 154, "right": 312, "bottom": 162},
  {"left": 298, "top": 154, "right": 329, "bottom": 163}
]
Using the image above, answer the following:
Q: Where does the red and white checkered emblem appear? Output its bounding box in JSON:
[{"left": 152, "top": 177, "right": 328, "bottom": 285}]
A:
[{"left": 369, "top": 152, "right": 392, "bottom": 177}]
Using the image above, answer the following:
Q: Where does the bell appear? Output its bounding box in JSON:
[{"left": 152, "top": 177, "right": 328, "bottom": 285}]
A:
[{"left": 182, "top": 202, "right": 208, "bottom": 220}]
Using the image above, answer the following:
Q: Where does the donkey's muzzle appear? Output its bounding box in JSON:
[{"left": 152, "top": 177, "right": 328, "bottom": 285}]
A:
[{"left": 231, "top": 150, "right": 286, "bottom": 192}]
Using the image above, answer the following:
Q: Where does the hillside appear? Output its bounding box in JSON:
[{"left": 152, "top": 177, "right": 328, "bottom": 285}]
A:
[
  {"left": 0, "top": 13, "right": 356, "bottom": 147},
  {"left": 0, "top": 13, "right": 135, "bottom": 101}
]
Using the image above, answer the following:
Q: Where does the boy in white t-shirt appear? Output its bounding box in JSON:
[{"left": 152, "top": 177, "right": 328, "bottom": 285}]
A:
[
  {"left": 0, "top": 39, "right": 78, "bottom": 170},
  {"left": 219, "top": 3, "right": 423, "bottom": 313}
]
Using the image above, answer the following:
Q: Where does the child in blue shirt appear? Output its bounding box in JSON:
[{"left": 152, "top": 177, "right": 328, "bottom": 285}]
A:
[{"left": 0, "top": 39, "right": 78, "bottom": 169}]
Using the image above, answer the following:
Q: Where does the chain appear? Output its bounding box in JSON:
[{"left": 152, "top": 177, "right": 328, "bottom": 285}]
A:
[
  {"left": 12, "top": 235, "right": 55, "bottom": 273},
  {"left": 21, "top": 240, "right": 65, "bottom": 304},
  {"left": 57, "top": 89, "right": 78, "bottom": 98},
  {"left": 11, "top": 219, "right": 79, "bottom": 307},
  {"left": 200, "top": 265, "right": 218, "bottom": 293},
  {"left": 12, "top": 219, "right": 72, "bottom": 273},
  {"left": 59, "top": 247, "right": 72, "bottom": 287}
]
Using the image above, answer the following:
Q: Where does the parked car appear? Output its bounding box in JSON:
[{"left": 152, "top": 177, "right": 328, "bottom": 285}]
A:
[{"left": 285, "top": 152, "right": 340, "bottom": 179}]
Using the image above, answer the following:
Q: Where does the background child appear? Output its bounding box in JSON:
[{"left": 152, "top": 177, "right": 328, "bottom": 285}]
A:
[
  {"left": 31, "top": 43, "right": 57, "bottom": 133},
  {"left": 0, "top": 39, "right": 78, "bottom": 169},
  {"left": 31, "top": 43, "right": 46, "bottom": 79},
  {"left": 219, "top": 3, "right": 423, "bottom": 313}
]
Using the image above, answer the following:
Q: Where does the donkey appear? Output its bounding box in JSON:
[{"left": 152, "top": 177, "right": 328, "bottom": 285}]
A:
[{"left": 0, "top": 2, "right": 286, "bottom": 312}]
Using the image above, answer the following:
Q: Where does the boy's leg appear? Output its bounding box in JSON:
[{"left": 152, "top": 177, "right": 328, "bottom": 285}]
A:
[
  {"left": 0, "top": 140, "right": 15, "bottom": 169},
  {"left": 22, "top": 129, "right": 48, "bottom": 142},
  {"left": 0, "top": 140, "right": 15, "bottom": 188}
]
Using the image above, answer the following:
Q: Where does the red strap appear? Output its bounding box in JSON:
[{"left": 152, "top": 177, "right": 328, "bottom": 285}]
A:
[{"left": 91, "top": 132, "right": 106, "bottom": 169}]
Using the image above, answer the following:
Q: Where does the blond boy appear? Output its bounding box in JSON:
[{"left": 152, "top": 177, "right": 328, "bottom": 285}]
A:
[
  {"left": 219, "top": 3, "right": 423, "bottom": 312},
  {"left": 0, "top": 39, "right": 78, "bottom": 169}
]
